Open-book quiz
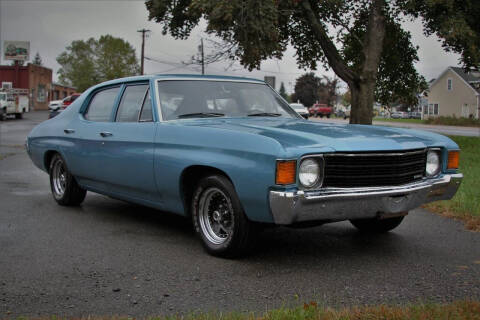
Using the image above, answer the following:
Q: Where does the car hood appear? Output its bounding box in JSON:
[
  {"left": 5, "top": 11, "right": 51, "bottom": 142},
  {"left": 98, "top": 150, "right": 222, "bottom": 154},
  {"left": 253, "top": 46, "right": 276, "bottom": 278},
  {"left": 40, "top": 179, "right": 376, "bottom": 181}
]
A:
[{"left": 178, "top": 117, "right": 457, "bottom": 156}]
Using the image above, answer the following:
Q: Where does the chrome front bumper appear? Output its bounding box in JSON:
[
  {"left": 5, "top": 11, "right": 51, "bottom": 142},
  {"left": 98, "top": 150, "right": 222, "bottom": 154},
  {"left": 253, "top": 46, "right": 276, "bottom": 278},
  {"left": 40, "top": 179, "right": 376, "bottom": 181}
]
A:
[{"left": 269, "top": 173, "right": 463, "bottom": 225}]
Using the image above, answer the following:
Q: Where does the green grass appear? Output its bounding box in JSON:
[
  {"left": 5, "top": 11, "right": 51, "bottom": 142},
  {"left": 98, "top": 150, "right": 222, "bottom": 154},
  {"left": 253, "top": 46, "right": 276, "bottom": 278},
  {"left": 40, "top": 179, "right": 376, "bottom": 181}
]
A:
[
  {"left": 9, "top": 301, "right": 480, "bottom": 319},
  {"left": 425, "top": 116, "right": 480, "bottom": 127},
  {"left": 373, "top": 116, "right": 480, "bottom": 127},
  {"left": 373, "top": 117, "right": 425, "bottom": 124},
  {"left": 425, "top": 135, "right": 480, "bottom": 230}
]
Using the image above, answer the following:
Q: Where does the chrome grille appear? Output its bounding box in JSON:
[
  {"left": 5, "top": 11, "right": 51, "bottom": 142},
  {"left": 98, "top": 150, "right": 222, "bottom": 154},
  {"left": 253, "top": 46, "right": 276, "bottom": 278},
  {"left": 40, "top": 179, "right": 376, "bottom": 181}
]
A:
[{"left": 323, "top": 149, "right": 427, "bottom": 187}]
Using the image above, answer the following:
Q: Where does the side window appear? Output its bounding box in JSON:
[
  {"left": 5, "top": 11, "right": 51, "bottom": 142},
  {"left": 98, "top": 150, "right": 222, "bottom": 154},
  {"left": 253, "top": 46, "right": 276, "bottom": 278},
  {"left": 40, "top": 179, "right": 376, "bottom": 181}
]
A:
[
  {"left": 84, "top": 87, "right": 120, "bottom": 122},
  {"left": 116, "top": 84, "right": 149, "bottom": 122},
  {"left": 139, "top": 89, "right": 153, "bottom": 122}
]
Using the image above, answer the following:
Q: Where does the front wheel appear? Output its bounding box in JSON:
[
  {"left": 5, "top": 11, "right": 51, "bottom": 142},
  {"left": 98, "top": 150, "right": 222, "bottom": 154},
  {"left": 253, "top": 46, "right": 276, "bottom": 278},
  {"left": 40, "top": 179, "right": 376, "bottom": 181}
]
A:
[
  {"left": 192, "top": 175, "right": 257, "bottom": 257},
  {"left": 350, "top": 216, "right": 405, "bottom": 233},
  {"left": 15, "top": 113, "right": 22, "bottom": 119},
  {"left": 49, "top": 154, "right": 86, "bottom": 206}
]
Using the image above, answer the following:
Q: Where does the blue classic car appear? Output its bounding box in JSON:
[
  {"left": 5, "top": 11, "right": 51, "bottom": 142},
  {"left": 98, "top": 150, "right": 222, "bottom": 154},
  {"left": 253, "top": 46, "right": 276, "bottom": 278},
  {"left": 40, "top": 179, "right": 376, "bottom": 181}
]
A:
[{"left": 26, "top": 74, "right": 462, "bottom": 257}]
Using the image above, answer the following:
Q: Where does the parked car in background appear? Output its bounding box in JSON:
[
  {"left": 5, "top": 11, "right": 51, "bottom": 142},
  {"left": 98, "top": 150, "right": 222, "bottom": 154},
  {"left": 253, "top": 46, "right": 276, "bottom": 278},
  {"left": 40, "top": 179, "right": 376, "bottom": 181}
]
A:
[
  {"left": 391, "top": 111, "right": 409, "bottom": 119},
  {"left": 409, "top": 112, "right": 422, "bottom": 119},
  {"left": 48, "top": 100, "right": 63, "bottom": 119},
  {"left": 309, "top": 103, "right": 333, "bottom": 118},
  {"left": 61, "top": 93, "right": 80, "bottom": 108},
  {"left": 26, "top": 74, "right": 462, "bottom": 257},
  {"left": 289, "top": 103, "right": 309, "bottom": 119}
]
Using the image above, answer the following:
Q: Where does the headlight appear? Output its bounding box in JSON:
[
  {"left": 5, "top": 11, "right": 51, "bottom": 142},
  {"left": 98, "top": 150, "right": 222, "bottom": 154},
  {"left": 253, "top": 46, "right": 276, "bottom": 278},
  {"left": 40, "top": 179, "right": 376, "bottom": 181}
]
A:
[
  {"left": 426, "top": 150, "right": 441, "bottom": 177},
  {"left": 299, "top": 158, "right": 322, "bottom": 188}
]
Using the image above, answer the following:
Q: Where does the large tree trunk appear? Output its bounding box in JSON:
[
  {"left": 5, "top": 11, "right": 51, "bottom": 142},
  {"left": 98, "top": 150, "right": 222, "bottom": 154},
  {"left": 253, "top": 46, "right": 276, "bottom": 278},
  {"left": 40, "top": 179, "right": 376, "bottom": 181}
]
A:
[
  {"left": 350, "top": 81, "right": 375, "bottom": 124},
  {"left": 349, "top": 0, "right": 386, "bottom": 124}
]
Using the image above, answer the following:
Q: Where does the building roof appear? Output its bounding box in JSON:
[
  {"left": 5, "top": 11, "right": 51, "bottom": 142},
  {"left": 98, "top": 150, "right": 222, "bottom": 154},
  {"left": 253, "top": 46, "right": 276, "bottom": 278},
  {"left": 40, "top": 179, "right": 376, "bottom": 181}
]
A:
[
  {"left": 430, "top": 66, "right": 480, "bottom": 95},
  {"left": 450, "top": 67, "right": 480, "bottom": 94}
]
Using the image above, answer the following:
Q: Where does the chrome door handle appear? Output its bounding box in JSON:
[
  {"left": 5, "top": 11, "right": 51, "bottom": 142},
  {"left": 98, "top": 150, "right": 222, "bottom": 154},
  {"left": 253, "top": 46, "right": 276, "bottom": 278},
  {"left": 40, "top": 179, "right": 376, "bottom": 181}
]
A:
[
  {"left": 64, "top": 129, "right": 75, "bottom": 134},
  {"left": 99, "top": 132, "right": 113, "bottom": 137}
]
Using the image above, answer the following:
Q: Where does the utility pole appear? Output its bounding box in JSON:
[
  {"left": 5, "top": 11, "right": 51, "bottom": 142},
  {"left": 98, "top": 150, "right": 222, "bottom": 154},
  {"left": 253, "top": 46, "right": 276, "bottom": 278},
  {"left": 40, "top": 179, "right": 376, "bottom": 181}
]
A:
[
  {"left": 200, "top": 38, "right": 205, "bottom": 75},
  {"left": 137, "top": 28, "right": 151, "bottom": 75}
]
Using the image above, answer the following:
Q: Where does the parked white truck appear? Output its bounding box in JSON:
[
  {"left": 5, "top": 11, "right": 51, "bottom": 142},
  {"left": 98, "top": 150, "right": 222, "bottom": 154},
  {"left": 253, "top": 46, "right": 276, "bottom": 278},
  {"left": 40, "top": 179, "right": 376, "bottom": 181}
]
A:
[{"left": 0, "top": 88, "right": 29, "bottom": 120}]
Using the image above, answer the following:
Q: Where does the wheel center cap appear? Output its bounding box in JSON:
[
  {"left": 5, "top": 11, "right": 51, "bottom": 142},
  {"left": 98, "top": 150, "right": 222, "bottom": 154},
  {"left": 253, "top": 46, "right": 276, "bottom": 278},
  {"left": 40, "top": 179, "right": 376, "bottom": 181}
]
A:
[{"left": 213, "top": 210, "right": 221, "bottom": 222}]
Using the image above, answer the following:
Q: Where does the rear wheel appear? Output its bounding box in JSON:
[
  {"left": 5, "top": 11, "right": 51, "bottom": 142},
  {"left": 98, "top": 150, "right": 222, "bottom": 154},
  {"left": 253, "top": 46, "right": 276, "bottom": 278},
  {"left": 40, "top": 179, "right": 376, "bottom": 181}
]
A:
[
  {"left": 49, "top": 154, "right": 86, "bottom": 206},
  {"left": 350, "top": 216, "right": 405, "bottom": 233},
  {"left": 192, "top": 175, "right": 257, "bottom": 257},
  {"left": 15, "top": 113, "right": 22, "bottom": 119}
]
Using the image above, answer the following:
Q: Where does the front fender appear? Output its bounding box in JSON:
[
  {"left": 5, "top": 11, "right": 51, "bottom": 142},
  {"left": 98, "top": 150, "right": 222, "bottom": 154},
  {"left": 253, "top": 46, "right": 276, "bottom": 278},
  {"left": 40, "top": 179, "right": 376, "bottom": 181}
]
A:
[{"left": 154, "top": 123, "right": 284, "bottom": 223}]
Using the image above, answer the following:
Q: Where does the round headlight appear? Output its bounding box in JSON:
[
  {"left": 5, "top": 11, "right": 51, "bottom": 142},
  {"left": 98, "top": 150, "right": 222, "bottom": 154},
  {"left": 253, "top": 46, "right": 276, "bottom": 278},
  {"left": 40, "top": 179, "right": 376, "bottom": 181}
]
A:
[
  {"left": 299, "top": 158, "right": 321, "bottom": 188},
  {"left": 426, "top": 150, "right": 440, "bottom": 177}
]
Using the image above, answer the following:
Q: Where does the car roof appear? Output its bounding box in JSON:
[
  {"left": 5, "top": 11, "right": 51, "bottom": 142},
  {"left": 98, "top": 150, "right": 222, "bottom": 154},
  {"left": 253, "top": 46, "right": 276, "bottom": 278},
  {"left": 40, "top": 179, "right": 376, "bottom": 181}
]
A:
[{"left": 95, "top": 74, "right": 265, "bottom": 87}]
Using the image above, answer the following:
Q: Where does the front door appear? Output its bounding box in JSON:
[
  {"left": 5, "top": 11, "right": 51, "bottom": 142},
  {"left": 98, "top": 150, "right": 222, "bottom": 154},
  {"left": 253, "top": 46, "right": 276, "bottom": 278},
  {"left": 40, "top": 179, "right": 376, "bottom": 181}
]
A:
[{"left": 63, "top": 83, "right": 157, "bottom": 202}]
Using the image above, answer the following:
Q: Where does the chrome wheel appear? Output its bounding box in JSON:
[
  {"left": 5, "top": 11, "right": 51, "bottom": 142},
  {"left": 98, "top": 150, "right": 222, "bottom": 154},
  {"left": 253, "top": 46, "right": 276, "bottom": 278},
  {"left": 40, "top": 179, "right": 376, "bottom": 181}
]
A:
[
  {"left": 52, "top": 158, "right": 67, "bottom": 199},
  {"left": 198, "top": 187, "right": 234, "bottom": 245}
]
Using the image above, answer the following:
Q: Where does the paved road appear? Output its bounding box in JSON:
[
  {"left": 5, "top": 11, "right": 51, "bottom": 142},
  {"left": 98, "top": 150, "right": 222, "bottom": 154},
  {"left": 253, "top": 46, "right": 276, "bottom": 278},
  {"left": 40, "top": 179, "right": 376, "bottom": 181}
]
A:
[
  {"left": 310, "top": 117, "right": 480, "bottom": 137},
  {"left": 1, "top": 112, "right": 479, "bottom": 317}
]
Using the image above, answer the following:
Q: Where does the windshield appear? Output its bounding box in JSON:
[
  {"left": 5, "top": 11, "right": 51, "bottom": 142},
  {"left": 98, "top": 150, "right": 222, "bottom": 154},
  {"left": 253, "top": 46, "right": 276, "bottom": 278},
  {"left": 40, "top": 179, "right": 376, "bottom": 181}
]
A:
[{"left": 157, "top": 80, "right": 299, "bottom": 120}]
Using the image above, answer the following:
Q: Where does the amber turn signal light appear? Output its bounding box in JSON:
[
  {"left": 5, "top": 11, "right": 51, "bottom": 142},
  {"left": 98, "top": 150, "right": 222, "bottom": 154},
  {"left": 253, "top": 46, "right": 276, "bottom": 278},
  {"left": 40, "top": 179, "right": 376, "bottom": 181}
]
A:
[
  {"left": 447, "top": 151, "right": 459, "bottom": 170},
  {"left": 276, "top": 160, "right": 296, "bottom": 185}
]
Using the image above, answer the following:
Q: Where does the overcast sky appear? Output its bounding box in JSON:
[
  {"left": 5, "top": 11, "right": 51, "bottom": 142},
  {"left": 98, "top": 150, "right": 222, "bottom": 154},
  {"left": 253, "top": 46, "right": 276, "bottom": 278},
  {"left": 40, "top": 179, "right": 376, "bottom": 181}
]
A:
[{"left": 0, "top": 0, "right": 463, "bottom": 93}]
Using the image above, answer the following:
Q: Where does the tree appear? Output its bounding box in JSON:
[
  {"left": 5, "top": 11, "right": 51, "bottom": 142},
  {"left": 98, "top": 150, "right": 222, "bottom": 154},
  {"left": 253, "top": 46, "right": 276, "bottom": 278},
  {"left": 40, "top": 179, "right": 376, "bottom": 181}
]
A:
[
  {"left": 32, "top": 52, "right": 42, "bottom": 66},
  {"left": 317, "top": 76, "right": 338, "bottom": 107},
  {"left": 279, "top": 82, "right": 289, "bottom": 102},
  {"left": 291, "top": 73, "right": 321, "bottom": 107},
  {"left": 145, "top": 0, "right": 428, "bottom": 124},
  {"left": 404, "top": 0, "right": 480, "bottom": 69},
  {"left": 57, "top": 35, "right": 140, "bottom": 92}
]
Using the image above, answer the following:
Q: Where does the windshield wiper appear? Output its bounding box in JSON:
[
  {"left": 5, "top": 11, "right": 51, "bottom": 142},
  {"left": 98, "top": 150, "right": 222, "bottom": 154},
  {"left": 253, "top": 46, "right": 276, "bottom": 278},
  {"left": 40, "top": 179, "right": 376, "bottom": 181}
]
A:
[
  {"left": 177, "top": 112, "right": 225, "bottom": 119},
  {"left": 247, "top": 112, "right": 282, "bottom": 117}
]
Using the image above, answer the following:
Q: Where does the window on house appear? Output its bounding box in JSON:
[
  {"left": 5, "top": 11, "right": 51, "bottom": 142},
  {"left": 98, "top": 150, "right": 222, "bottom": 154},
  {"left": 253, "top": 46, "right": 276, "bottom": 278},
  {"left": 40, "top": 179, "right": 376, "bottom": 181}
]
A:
[
  {"left": 427, "top": 103, "right": 439, "bottom": 115},
  {"left": 447, "top": 78, "right": 452, "bottom": 91}
]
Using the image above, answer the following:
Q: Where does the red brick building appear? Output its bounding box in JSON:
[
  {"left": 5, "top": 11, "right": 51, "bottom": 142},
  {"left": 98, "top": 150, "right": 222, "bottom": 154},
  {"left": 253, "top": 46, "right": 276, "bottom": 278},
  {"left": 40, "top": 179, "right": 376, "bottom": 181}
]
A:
[
  {"left": 0, "top": 63, "right": 76, "bottom": 110},
  {"left": 51, "top": 83, "right": 76, "bottom": 101}
]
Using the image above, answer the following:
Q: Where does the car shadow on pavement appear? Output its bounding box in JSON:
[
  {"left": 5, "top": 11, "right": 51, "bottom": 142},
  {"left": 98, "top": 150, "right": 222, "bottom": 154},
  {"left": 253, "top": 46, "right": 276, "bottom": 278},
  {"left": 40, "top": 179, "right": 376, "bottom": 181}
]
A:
[{"left": 72, "top": 194, "right": 409, "bottom": 263}]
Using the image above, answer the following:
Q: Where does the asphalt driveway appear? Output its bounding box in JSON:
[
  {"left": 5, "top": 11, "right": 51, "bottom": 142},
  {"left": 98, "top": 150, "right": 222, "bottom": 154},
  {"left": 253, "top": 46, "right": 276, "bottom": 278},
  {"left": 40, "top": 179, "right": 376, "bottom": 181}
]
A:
[{"left": 0, "top": 112, "right": 479, "bottom": 317}]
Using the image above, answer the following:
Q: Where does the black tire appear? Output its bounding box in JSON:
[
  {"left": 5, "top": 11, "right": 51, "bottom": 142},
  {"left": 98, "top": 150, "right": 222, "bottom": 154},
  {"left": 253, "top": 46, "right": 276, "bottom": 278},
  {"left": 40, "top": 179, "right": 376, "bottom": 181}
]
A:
[
  {"left": 49, "top": 153, "right": 86, "bottom": 206},
  {"left": 326, "top": 114, "right": 330, "bottom": 118},
  {"left": 191, "top": 174, "right": 257, "bottom": 257},
  {"left": 15, "top": 113, "right": 22, "bottom": 119},
  {"left": 350, "top": 216, "right": 405, "bottom": 233}
]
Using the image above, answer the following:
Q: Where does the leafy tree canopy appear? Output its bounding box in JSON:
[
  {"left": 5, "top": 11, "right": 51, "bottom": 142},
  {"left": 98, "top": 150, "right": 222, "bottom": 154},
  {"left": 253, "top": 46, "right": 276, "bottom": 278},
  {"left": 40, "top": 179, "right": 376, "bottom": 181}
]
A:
[
  {"left": 146, "top": 0, "right": 479, "bottom": 123},
  {"left": 57, "top": 35, "right": 140, "bottom": 92},
  {"left": 403, "top": 0, "right": 480, "bottom": 69},
  {"left": 291, "top": 73, "right": 321, "bottom": 107}
]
